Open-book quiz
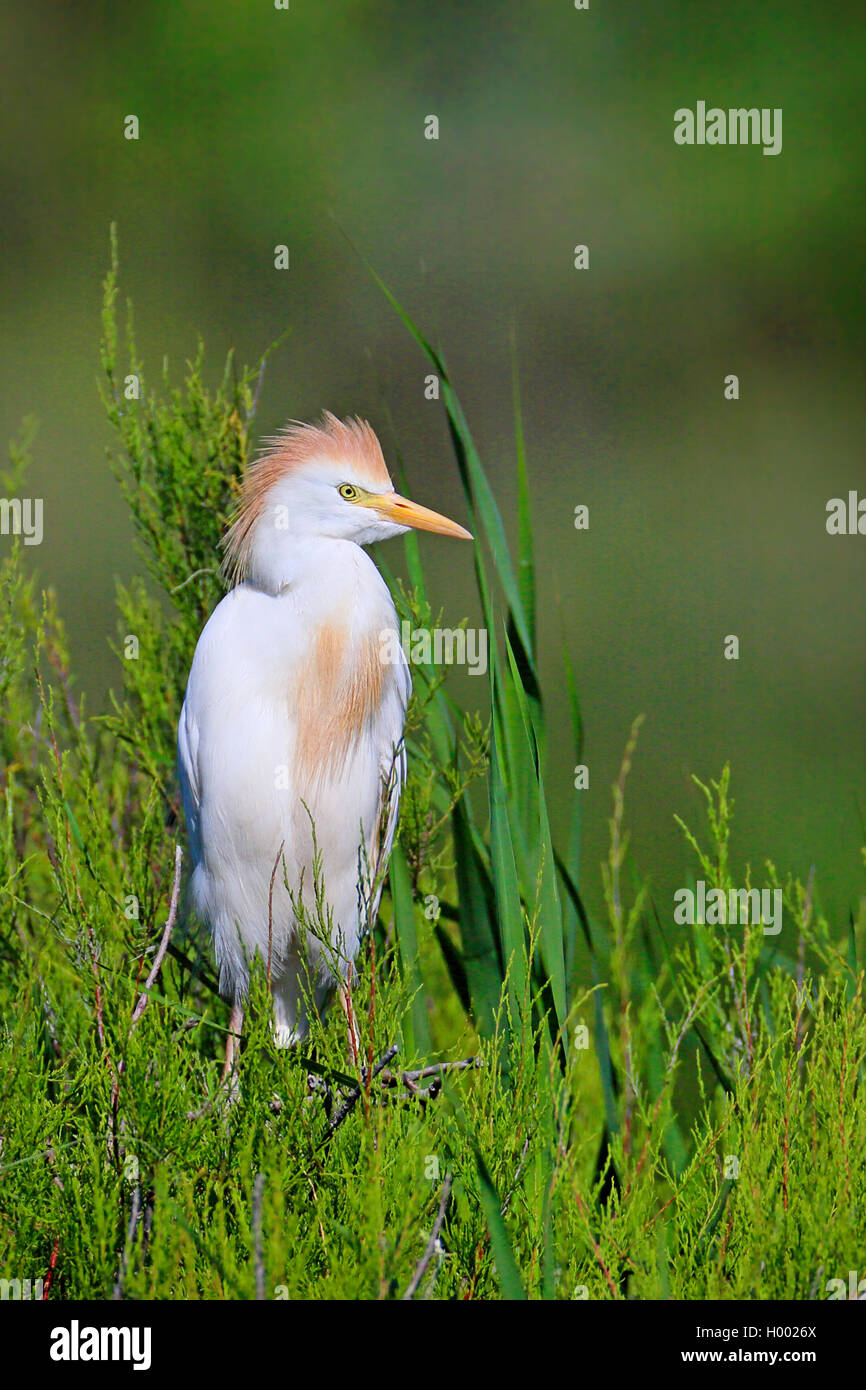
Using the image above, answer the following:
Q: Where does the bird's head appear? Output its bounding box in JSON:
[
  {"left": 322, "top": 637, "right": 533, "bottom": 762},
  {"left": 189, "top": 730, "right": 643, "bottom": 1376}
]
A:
[{"left": 222, "top": 412, "right": 472, "bottom": 590}]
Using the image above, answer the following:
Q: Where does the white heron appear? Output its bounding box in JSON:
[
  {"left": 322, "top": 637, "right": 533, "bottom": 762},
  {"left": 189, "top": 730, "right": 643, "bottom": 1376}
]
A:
[{"left": 177, "top": 412, "right": 471, "bottom": 1075}]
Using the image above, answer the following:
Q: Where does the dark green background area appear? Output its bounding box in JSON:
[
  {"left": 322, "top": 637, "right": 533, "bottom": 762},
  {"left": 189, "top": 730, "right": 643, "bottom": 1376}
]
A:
[{"left": 1, "top": 2, "right": 863, "bottom": 925}]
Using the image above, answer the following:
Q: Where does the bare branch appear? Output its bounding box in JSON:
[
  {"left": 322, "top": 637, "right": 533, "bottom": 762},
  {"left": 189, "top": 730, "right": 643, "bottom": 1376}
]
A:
[
  {"left": 378, "top": 1057, "right": 481, "bottom": 1091},
  {"left": 318, "top": 1043, "right": 399, "bottom": 1145},
  {"left": 131, "top": 845, "right": 182, "bottom": 1029},
  {"left": 401, "top": 1173, "right": 453, "bottom": 1301}
]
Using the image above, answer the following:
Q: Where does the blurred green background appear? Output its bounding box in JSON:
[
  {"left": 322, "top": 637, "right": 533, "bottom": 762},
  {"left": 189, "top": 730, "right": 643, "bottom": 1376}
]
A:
[{"left": 2, "top": 1, "right": 864, "bottom": 927}]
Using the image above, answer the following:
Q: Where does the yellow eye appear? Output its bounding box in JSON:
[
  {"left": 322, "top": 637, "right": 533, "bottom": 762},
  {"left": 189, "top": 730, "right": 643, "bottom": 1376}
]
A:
[{"left": 338, "top": 483, "right": 359, "bottom": 501}]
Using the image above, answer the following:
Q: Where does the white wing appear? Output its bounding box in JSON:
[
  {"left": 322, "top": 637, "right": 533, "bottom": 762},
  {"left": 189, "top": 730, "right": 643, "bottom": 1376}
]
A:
[{"left": 177, "top": 696, "right": 202, "bottom": 868}]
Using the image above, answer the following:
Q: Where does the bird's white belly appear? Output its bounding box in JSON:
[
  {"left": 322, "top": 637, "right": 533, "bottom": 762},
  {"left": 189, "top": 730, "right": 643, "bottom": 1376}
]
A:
[
  {"left": 193, "top": 692, "right": 382, "bottom": 984},
  {"left": 178, "top": 571, "right": 408, "bottom": 1040}
]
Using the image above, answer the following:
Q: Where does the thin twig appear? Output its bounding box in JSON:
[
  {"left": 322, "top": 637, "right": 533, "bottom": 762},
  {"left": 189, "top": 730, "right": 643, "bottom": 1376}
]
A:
[
  {"left": 166, "top": 942, "right": 220, "bottom": 997},
  {"left": 42, "top": 1239, "right": 60, "bottom": 1300},
  {"left": 130, "top": 845, "right": 182, "bottom": 1028},
  {"left": 267, "top": 841, "right": 285, "bottom": 992},
  {"left": 308, "top": 1053, "right": 480, "bottom": 1133},
  {"left": 401, "top": 1173, "right": 453, "bottom": 1301},
  {"left": 110, "top": 848, "right": 182, "bottom": 1161},
  {"left": 252, "top": 1173, "right": 266, "bottom": 1301},
  {"left": 500, "top": 1134, "right": 531, "bottom": 1218},
  {"left": 378, "top": 1057, "right": 481, "bottom": 1089},
  {"left": 112, "top": 1187, "right": 142, "bottom": 1300},
  {"left": 170, "top": 568, "right": 217, "bottom": 594},
  {"left": 318, "top": 1044, "right": 399, "bottom": 1145}
]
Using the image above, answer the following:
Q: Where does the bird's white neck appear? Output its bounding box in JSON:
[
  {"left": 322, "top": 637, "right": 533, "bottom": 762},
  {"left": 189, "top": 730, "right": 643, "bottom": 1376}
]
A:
[
  {"left": 245, "top": 533, "right": 375, "bottom": 599},
  {"left": 239, "top": 536, "right": 400, "bottom": 668}
]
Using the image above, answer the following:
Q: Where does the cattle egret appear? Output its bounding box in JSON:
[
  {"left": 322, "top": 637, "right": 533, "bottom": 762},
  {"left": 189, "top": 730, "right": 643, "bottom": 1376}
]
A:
[{"left": 177, "top": 413, "right": 472, "bottom": 1075}]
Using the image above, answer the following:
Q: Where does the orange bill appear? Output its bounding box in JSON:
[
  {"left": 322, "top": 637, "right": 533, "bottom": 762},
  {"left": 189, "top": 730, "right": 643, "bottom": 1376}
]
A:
[{"left": 366, "top": 490, "right": 473, "bottom": 540}]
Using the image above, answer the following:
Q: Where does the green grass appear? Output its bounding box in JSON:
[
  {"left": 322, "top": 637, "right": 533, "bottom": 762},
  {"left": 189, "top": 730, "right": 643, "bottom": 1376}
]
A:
[{"left": 0, "top": 233, "right": 863, "bottom": 1300}]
